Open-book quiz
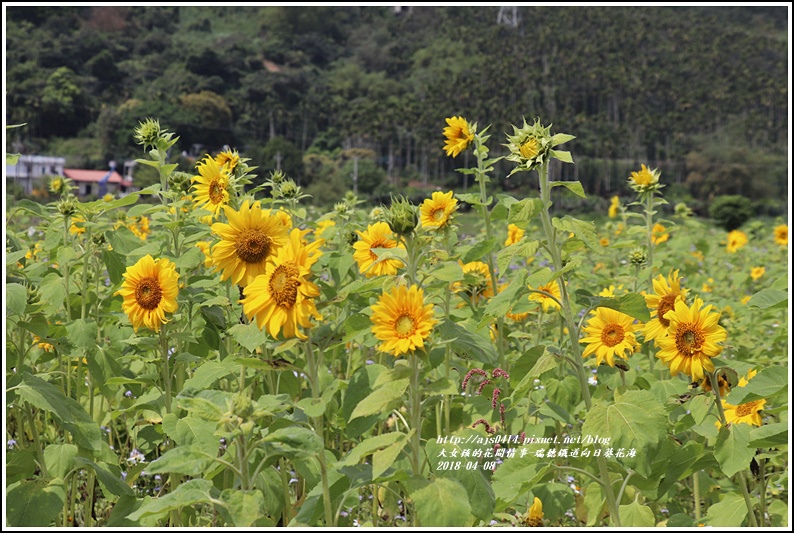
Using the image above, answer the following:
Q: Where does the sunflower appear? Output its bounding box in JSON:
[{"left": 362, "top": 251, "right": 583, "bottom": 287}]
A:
[
  {"left": 599, "top": 237, "right": 610, "bottom": 247},
  {"left": 628, "top": 164, "right": 660, "bottom": 192},
  {"left": 522, "top": 497, "right": 544, "bottom": 527},
  {"left": 195, "top": 241, "right": 213, "bottom": 267},
  {"left": 241, "top": 228, "right": 323, "bottom": 340},
  {"left": 214, "top": 148, "right": 241, "bottom": 174},
  {"left": 352, "top": 222, "right": 405, "bottom": 278},
  {"left": 69, "top": 215, "right": 86, "bottom": 235},
  {"left": 655, "top": 297, "right": 727, "bottom": 382},
  {"left": 528, "top": 282, "right": 561, "bottom": 313},
  {"left": 192, "top": 155, "right": 231, "bottom": 216},
  {"left": 128, "top": 215, "right": 151, "bottom": 240},
  {"left": 644, "top": 269, "right": 688, "bottom": 344},
  {"left": 773, "top": 224, "right": 788, "bottom": 247},
  {"left": 580, "top": 307, "right": 641, "bottom": 368},
  {"left": 370, "top": 284, "right": 436, "bottom": 356},
  {"left": 750, "top": 266, "right": 765, "bottom": 281},
  {"left": 454, "top": 261, "right": 495, "bottom": 306},
  {"left": 442, "top": 116, "right": 474, "bottom": 158},
  {"left": 608, "top": 196, "right": 620, "bottom": 218},
  {"left": 717, "top": 370, "right": 766, "bottom": 428},
  {"left": 505, "top": 223, "right": 525, "bottom": 246},
  {"left": 210, "top": 200, "right": 290, "bottom": 287},
  {"left": 599, "top": 284, "right": 623, "bottom": 298},
  {"left": 315, "top": 219, "right": 336, "bottom": 238},
  {"left": 725, "top": 229, "right": 748, "bottom": 253},
  {"left": 115, "top": 255, "right": 179, "bottom": 332},
  {"left": 420, "top": 191, "right": 458, "bottom": 229},
  {"left": 651, "top": 223, "right": 669, "bottom": 245}
]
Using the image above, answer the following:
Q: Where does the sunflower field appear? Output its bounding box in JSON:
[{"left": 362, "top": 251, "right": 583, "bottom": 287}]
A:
[{"left": 4, "top": 116, "right": 789, "bottom": 527}]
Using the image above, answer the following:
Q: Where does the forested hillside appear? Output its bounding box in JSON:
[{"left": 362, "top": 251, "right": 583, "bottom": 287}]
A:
[{"left": 5, "top": 6, "right": 789, "bottom": 211}]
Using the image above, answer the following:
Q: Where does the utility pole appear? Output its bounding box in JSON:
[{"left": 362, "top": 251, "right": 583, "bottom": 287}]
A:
[
  {"left": 496, "top": 6, "right": 519, "bottom": 28},
  {"left": 275, "top": 151, "right": 282, "bottom": 171},
  {"left": 352, "top": 156, "right": 359, "bottom": 195}
]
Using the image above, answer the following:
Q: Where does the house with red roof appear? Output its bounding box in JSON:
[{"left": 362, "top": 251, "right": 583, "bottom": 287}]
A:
[{"left": 63, "top": 168, "right": 137, "bottom": 197}]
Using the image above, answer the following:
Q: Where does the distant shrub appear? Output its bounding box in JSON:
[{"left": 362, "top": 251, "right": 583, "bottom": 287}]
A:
[{"left": 708, "top": 195, "right": 753, "bottom": 231}]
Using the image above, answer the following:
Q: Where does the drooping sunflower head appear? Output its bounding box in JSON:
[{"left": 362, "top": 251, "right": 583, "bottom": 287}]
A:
[
  {"left": 580, "top": 307, "right": 641, "bottom": 368},
  {"left": 505, "top": 223, "right": 525, "bottom": 246},
  {"left": 528, "top": 281, "right": 562, "bottom": 313},
  {"left": 655, "top": 297, "right": 727, "bottom": 382},
  {"left": 352, "top": 221, "right": 405, "bottom": 278},
  {"left": 69, "top": 215, "right": 86, "bottom": 235},
  {"left": 522, "top": 497, "right": 544, "bottom": 527},
  {"left": 114, "top": 254, "right": 179, "bottom": 332},
  {"left": 370, "top": 283, "right": 437, "bottom": 356},
  {"left": 608, "top": 195, "right": 620, "bottom": 218},
  {"left": 210, "top": 199, "right": 290, "bottom": 287},
  {"left": 644, "top": 269, "right": 688, "bottom": 344},
  {"left": 628, "top": 164, "right": 661, "bottom": 193},
  {"left": 773, "top": 224, "right": 788, "bottom": 247},
  {"left": 192, "top": 155, "right": 231, "bottom": 216},
  {"left": 726, "top": 229, "right": 748, "bottom": 253},
  {"left": 442, "top": 116, "right": 475, "bottom": 158},
  {"left": 240, "top": 228, "right": 324, "bottom": 340},
  {"left": 214, "top": 148, "right": 241, "bottom": 174},
  {"left": 420, "top": 191, "right": 458, "bottom": 229}
]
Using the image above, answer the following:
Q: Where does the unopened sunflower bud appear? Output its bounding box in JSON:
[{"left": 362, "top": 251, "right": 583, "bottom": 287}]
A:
[
  {"left": 49, "top": 176, "right": 68, "bottom": 195},
  {"left": 133, "top": 118, "right": 162, "bottom": 150},
  {"left": 168, "top": 171, "right": 193, "bottom": 194},
  {"left": 386, "top": 196, "right": 418, "bottom": 237},
  {"left": 675, "top": 202, "right": 693, "bottom": 218},
  {"left": 24, "top": 283, "right": 40, "bottom": 305},
  {"left": 278, "top": 179, "right": 300, "bottom": 199},
  {"left": 369, "top": 206, "right": 386, "bottom": 221},
  {"left": 269, "top": 169, "right": 286, "bottom": 186},
  {"left": 628, "top": 247, "right": 648, "bottom": 266},
  {"left": 57, "top": 198, "right": 78, "bottom": 217}
]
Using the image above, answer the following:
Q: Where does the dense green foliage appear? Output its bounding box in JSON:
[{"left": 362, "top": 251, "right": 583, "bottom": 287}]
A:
[
  {"left": 708, "top": 195, "right": 754, "bottom": 232},
  {"left": 5, "top": 6, "right": 789, "bottom": 207}
]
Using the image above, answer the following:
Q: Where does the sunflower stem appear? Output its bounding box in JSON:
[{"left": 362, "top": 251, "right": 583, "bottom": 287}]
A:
[
  {"left": 536, "top": 160, "right": 621, "bottom": 527},
  {"left": 737, "top": 470, "right": 759, "bottom": 527},
  {"left": 409, "top": 352, "right": 423, "bottom": 477},
  {"left": 645, "top": 190, "right": 655, "bottom": 288},
  {"left": 304, "top": 334, "right": 334, "bottom": 526},
  {"left": 159, "top": 327, "right": 172, "bottom": 414},
  {"left": 693, "top": 471, "right": 702, "bottom": 520},
  {"left": 473, "top": 134, "right": 506, "bottom": 369}
]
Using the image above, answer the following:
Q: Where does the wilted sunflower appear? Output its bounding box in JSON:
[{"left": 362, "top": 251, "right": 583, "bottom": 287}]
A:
[
  {"left": 192, "top": 155, "right": 231, "bottom": 216},
  {"left": 420, "top": 191, "right": 458, "bottom": 229},
  {"left": 115, "top": 255, "right": 179, "bottom": 332},
  {"left": 522, "top": 497, "right": 544, "bottom": 527},
  {"left": 210, "top": 200, "right": 290, "bottom": 287},
  {"left": 214, "top": 148, "right": 241, "bottom": 174},
  {"left": 580, "top": 307, "right": 641, "bottom": 368},
  {"left": 442, "top": 116, "right": 474, "bottom": 158},
  {"left": 241, "top": 228, "right": 323, "bottom": 340},
  {"left": 773, "top": 224, "right": 787, "bottom": 247},
  {"left": 725, "top": 229, "right": 748, "bottom": 253},
  {"left": 528, "top": 282, "right": 561, "bottom": 313},
  {"left": 370, "top": 283, "right": 436, "bottom": 356},
  {"left": 717, "top": 370, "right": 766, "bottom": 428},
  {"left": 505, "top": 223, "right": 525, "bottom": 246},
  {"left": 644, "top": 269, "right": 688, "bottom": 345},
  {"left": 352, "top": 221, "right": 405, "bottom": 277},
  {"left": 655, "top": 297, "right": 727, "bottom": 382}
]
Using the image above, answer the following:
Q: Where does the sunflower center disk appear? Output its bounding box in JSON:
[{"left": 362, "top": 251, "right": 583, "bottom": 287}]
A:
[
  {"left": 600, "top": 324, "right": 625, "bottom": 347},
  {"left": 675, "top": 326, "right": 704, "bottom": 356},
  {"left": 134, "top": 277, "right": 163, "bottom": 310},
  {"left": 394, "top": 314, "right": 416, "bottom": 338},
  {"left": 270, "top": 263, "right": 300, "bottom": 306},
  {"left": 208, "top": 179, "right": 225, "bottom": 204},
  {"left": 657, "top": 295, "right": 677, "bottom": 328},
  {"left": 236, "top": 229, "right": 272, "bottom": 263},
  {"left": 432, "top": 208, "right": 446, "bottom": 222},
  {"left": 735, "top": 401, "right": 759, "bottom": 417}
]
